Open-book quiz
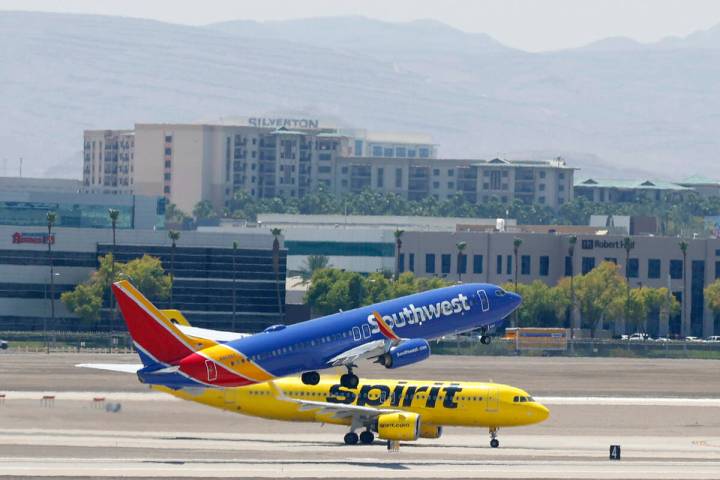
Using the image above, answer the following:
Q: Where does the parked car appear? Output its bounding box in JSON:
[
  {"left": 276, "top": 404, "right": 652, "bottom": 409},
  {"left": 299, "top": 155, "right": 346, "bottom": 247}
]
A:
[
  {"left": 652, "top": 337, "right": 671, "bottom": 343},
  {"left": 685, "top": 336, "right": 704, "bottom": 342},
  {"left": 0, "top": 339, "right": 8, "bottom": 350},
  {"left": 628, "top": 333, "right": 649, "bottom": 341},
  {"left": 705, "top": 336, "right": 720, "bottom": 343}
]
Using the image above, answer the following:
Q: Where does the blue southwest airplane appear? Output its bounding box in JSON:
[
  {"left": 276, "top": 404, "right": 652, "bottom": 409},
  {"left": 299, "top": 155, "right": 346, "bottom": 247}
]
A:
[{"left": 111, "top": 279, "right": 521, "bottom": 390}]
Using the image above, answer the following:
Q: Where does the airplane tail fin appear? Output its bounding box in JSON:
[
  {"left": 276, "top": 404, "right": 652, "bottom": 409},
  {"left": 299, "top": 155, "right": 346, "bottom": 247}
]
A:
[{"left": 112, "top": 280, "right": 216, "bottom": 367}]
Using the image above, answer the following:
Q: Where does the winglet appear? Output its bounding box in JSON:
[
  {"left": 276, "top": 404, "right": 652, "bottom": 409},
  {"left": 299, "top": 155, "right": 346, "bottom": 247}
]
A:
[{"left": 372, "top": 311, "right": 401, "bottom": 343}]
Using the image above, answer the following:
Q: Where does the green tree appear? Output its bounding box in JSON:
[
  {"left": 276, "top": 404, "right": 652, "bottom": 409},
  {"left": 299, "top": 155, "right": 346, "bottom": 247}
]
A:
[
  {"left": 503, "top": 280, "right": 569, "bottom": 328},
  {"left": 705, "top": 279, "right": 720, "bottom": 325},
  {"left": 557, "top": 261, "right": 626, "bottom": 337},
  {"left": 62, "top": 254, "right": 171, "bottom": 326},
  {"left": 193, "top": 200, "right": 217, "bottom": 220},
  {"left": 165, "top": 203, "right": 192, "bottom": 225},
  {"left": 299, "top": 255, "right": 330, "bottom": 283}
]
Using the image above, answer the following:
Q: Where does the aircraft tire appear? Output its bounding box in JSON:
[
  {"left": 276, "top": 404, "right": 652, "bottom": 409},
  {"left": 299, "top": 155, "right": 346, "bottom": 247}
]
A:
[
  {"left": 480, "top": 335, "right": 491, "bottom": 345},
  {"left": 340, "top": 373, "right": 359, "bottom": 389},
  {"left": 344, "top": 432, "right": 359, "bottom": 445},
  {"left": 490, "top": 438, "right": 499, "bottom": 448},
  {"left": 301, "top": 371, "right": 320, "bottom": 385},
  {"left": 359, "top": 431, "right": 374, "bottom": 445}
]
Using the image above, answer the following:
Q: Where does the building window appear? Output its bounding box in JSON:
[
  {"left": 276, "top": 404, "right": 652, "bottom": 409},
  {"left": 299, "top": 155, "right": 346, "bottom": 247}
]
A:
[
  {"left": 419, "top": 147, "right": 430, "bottom": 158},
  {"left": 318, "top": 166, "right": 331, "bottom": 173},
  {"left": 539, "top": 256, "right": 549, "bottom": 276},
  {"left": 559, "top": 185, "right": 565, "bottom": 191},
  {"left": 395, "top": 168, "right": 402, "bottom": 188},
  {"left": 318, "top": 153, "right": 332, "bottom": 161},
  {"left": 506, "top": 255, "right": 512, "bottom": 275},
  {"left": 426, "top": 254, "right": 436, "bottom": 274},
  {"left": 396, "top": 147, "right": 406, "bottom": 157},
  {"left": 539, "top": 171, "right": 545, "bottom": 179},
  {"left": 409, "top": 253, "right": 415, "bottom": 272},
  {"left": 496, "top": 255, "right": 502, "bottom": 275},
  {"left": 383, "top": 148, "right": 394, "bottom": 157},
  {"left": 648, "top": 259, "right": 661, "bottom": 279},
  {"left": 163, "top": 186, "right": 170, "bottom": 194},
  {"left": 539, "top": 184, "right": 545, "bottom": 191},
  {"left": 407, "top": 149, "right": 416, "bottom": 158},
  {"left": 448, "top": 182, "right": 454, "bottom": 189},
  {"left": 716, "top": 260, "right": 720, "bottom": 279},
  {"left": 441, "top": 254, "right": 451, "bottom": 274},
  {"left": 582, "top": 257, "right": 595, "bottom": 274},
  {"left": 164, "top": 148, "right": 172, "bottom": 155},
  {"left": 538, "top": 196, "right": 545, "bottom": 204},
  {"left": 372, "top": 146, "right": 382, "bottom": 156},
  {"left": 628, "top": 258, "right": 639, "bottom": 278},
  {"left": 448, "top": 169, "right": 454, "bottom": 177},
  {"left": 521, "top": 255, "right": 531, "bottom": 275},
  {"left": 605, "top": 257, "right": 617, "bottom": 264},
  {"left": 473, "top": 255, "right": 483, "bottom": 274},
  {"left": 377, "top": 168, "right": 384, "bottom": 187},
  {"left": 433, "top": 181, "right": 439, "bottom": 189},
  {"left": 164, "top": 173, "right": 171, "bottom": 181},
  {"left": 165, "top": 135, "right": 172, "bottom": 143},
  {"left": 559, "top": 172, "right": 565, "bottom": 179},
  {"left": 565, "top": 256, "right": 573, "bottom": 276},
  {"left": 341, "top": 167, "right": 348, "bottom": 174},
  {"left": 670, "top": 260, "right": 683, "bottom": 279},
  {"left": 164, "top": 160, "right": 171, "bottom": 168},
  {"left": 433, "top": 169, "right": 440, "bottom": 176},
  {"left": 458, "top": 254, "right": 467, "bottom": 274},
  {"left": 398, "top": 254, "right": 405, "bottom": 273},
  {"left": 354, "top": 139, "right": 363, "bottom": 156}
]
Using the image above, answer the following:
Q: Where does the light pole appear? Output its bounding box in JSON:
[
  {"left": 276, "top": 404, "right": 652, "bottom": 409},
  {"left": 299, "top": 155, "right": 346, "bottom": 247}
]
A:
[
  {"left": 679, "top": 240, "right": 689, "bottom": 337},
  {"left": 512, "top": 237, "right": 522, "bottom": 328},
  {"left": 168, "top": 230, "right": 180, "bottom": 308},
  {"left": 568, "top": 235, "right": 577, "bottom": 351},
  {"left": 108, "top": 208, "right": 119, "bottom": 331},
  {"left": 46, "top": 211, "right": 56, "bottom": 352},
  {"left": 622, "top": 236, "right": 634, "bottom": 336},
  {"left": 271, "top": 228, "right": 283, "bottom": 319}
]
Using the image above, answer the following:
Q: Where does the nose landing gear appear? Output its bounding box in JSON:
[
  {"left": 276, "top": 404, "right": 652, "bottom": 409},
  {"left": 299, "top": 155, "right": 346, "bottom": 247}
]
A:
[{"left": 489, "top": 427, "right": 499, "bottom": 448}]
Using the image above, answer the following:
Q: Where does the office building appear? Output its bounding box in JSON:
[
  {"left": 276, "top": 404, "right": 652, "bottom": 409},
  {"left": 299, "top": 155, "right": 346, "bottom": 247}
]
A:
[
  {"left": 83, "top": 118, "right": 572, "bottom": 213},
  {"left": 400, "top": 231, "right": 720, "bottom": 338},
  {"left": 574, "top": 178, "right": 693, "bottom": 203},
  {"left": 0, "top": 227, "right": 286, "bottom": 331}
]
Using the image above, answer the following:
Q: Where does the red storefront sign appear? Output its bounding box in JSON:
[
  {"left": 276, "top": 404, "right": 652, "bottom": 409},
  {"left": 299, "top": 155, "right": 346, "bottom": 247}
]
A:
[{"left": 11, "top": 232, "right": 55, "bottom": 245}]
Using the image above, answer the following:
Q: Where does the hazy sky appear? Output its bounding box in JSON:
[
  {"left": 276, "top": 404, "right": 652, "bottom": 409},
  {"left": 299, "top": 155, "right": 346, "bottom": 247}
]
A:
[{"left": 2, "top": 0, "right": 720, "bottom": 51}]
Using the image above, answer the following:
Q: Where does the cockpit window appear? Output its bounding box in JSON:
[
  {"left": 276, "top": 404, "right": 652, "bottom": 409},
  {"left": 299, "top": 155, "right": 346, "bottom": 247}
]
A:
[
  {"left": 514, "top": 395, "right": 533, "bottom": 403},
  {"left": 495, "top": 289, "right": 506, "bottom": 297}
]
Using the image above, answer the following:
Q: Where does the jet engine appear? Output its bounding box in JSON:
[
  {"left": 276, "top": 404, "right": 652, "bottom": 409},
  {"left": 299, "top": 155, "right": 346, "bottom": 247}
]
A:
[
  {"left": 419, "top": 424, "right": 443, "bottom": 439},
  {"left": 376, "top": 412, "right": 421, "bottom": 441},
  {"left": 377, "top": 338, "right": 430, "bottom": 369}
]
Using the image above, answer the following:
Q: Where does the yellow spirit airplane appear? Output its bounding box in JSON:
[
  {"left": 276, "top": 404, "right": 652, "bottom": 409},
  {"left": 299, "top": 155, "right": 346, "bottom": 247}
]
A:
[{"left": 82, "top": 363, "right": 549, "bottom": 450}]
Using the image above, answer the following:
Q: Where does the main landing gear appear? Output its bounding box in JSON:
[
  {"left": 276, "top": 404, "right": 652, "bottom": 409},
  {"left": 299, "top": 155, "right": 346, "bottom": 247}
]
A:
[
  {"left": 344, "top": 430, "right": 374, "bottom": 445},
  {"left": 340, "top": 366, "right": 359, "bottom": 389},
  {"left": 489, "top": 427, "right": 500, "bottom": 448},
  {"left": 480, "top": 326, "right": 492, "bottom": 345},
  {"left": 301, "top": 371, "right": 320, "bottom": 385}
]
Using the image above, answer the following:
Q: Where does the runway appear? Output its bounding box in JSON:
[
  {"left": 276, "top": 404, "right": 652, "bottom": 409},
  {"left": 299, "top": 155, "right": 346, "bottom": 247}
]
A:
[{"left": 1, "top": 353, "right": 719, "bottom": 478}]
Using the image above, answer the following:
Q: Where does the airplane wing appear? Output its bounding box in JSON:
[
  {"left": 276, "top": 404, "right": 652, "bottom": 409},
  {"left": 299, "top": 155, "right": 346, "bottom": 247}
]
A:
[
  {"left": 175, "top": 324, "right": 250, "bottom": 343},
  {"left": 76, "top": 363, "right": 143, "bottom": 373},
  {"left": 268, "top": 382, "right": 400, "bottom": 422}
]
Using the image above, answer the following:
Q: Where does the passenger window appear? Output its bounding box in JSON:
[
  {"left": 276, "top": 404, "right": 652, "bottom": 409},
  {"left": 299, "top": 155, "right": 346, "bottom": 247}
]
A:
[
  {"left": 513, "top": 396, "right": 519, "bottom": 402},
  {"left": 361, "top": 324, "right": 371, "bottom": 338},
  {"left": 352, "top": 327, "right": 361, "bottom": 341}
]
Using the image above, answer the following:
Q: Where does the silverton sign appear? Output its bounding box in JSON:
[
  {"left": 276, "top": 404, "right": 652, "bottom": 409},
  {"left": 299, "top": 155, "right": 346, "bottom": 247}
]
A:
[{"left": 248, "top": 117, "right": 320, "bottom": 129}]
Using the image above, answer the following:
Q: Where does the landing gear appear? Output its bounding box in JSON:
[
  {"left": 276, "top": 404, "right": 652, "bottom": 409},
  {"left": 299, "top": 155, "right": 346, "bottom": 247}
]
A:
[
  {"left": 359, "top": 430, "right": 375, "bottom": 445},
  {"left": 344, "top": 432, "right": 359, "bottom": 445},
  {"left": 301, "top": 371, "right": 320, "bottom": 385},
  {"left": 489, "top": 427, "right": 499, "bottom": 448},
  {"left": 480, "top": 335, "right": 491, "bottom": 345},
  {"left": 340, "top": 366, "right": 359, "bottom": 389}
]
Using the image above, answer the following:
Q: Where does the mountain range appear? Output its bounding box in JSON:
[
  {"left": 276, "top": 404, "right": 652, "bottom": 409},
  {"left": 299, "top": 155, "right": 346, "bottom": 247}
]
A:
[{"left": 1, "top": 11, "right": 719, "bottom": 180}]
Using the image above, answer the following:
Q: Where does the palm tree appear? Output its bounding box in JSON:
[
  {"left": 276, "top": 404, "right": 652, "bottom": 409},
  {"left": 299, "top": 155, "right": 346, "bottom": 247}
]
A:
[
  {"left": 394, "top": 229, "right": 404, "bottom": 281},
  {"left": 232, "top": 240, "right": 238, "bottom": 331},
  {"left": 168, "top": 230, "right": 180, "bottom": 308},
  {"left": 622, "top": 236, "right": 634, "bottom": 336},
  {"left": 568, "top": 235, "right": 577, "bottom": 351},
  {"left": 108, "top": 208, "right": 119, "bottom": 331},
  {"left": 456, "top": 241, "right": 467, "bottom": 281},
  {"left": 512, "top": 237, "right": 522, "bottom": 328},
  {"left": 271, "top": 228, "right": 283, "bottom": 318},
  {"left": 46, "top": 211, "right": 56, "bottom": 354},
  {"left": 300, "top": 255, "right": 330, "bottom": 284},
  {"left": 679, "top": 240, "right": 689, "bottom": 337}
]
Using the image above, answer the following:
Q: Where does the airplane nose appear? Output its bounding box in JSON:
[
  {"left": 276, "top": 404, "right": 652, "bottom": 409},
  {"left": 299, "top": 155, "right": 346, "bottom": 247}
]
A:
[
  {"left": 508, "top": 291, "right": 522, "bottom": 308},
  {"left": 533, "top": 403, "right": 550, "bottom": 422}
]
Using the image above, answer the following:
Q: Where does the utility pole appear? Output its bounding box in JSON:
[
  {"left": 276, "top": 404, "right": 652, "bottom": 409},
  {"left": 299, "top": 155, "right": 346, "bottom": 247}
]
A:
[
  {"left": 232, "top": 240, "right": 238, "bottom": 331},
  {"left": 46, "top": 211, "right": 56, "bottom": 353}
]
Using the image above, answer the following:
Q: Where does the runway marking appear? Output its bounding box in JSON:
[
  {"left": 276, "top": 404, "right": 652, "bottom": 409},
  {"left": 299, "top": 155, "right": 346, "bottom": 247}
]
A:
[{"left": 2, "top": 391, "right": 720, "bottom": 406}]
